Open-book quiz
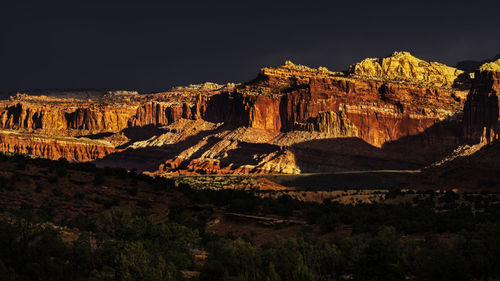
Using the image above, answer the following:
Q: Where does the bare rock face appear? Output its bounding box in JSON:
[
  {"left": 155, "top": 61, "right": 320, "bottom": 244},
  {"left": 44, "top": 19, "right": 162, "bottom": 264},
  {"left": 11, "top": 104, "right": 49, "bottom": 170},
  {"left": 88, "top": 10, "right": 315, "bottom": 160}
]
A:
[
  {"left": 0, "top": 52, "right": 476, "bottom": 174},
  {"left": 479, "top": 59, "right": 500, "bottom": 72},
  {"left": 205, "top": 92, "right": 282, "bottom": 131},
  {"left": 65, "top": 107, "right": 135, "bottom": 132},
  {"left": 294, "top": 111, "right": 359, "bottom": 137},
  {"left": 129, "top": 100, "right": 204, "bottom": 127},
  {"left": 0, "top": 103, "right": 68, "bottom": 130},
  {"left": 0, "top": 101, "right": 136, "bottom": 133},
  {"left": 347, "top": 51, "right": 468, "bottom": 88},
  {"left": 463, "top": 59, "right": 500, "bottom": 144},
  {"left": 206, "top": 55, "right": 467, "bottom": 147},
  {"left": 129, "top": 101, "right": 186, "bottom": 127},
  {"left": 0, "top": 130, "right": 115, "bottom": 161}
]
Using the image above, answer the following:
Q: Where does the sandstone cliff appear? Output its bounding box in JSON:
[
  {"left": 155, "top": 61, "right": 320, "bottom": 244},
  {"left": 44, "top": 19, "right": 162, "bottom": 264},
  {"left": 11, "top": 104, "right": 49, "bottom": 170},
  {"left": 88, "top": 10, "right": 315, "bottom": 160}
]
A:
[
  {"left": 0, "top": 130, "right": 115, "bottom": 161},
  {"left": 206, "top": 56, "right": 467, "bottom": 147},
  {"left": 129, "top": 100, "right": 204, "bottom": 127},
  {"left": 462, "top": 59, "right": 500, "bottom": 144},
  {"left": 0, "top": 52, "right": 478, "bottom": 174},
  {"left": 479, "top": 59, "right": 500, "bottom": 72},
  {"left": 0, "top": 101, "right": 137, "bottom": 133},
  {"left": 347, "top": 51, "right": 469, "bottom": 88}
]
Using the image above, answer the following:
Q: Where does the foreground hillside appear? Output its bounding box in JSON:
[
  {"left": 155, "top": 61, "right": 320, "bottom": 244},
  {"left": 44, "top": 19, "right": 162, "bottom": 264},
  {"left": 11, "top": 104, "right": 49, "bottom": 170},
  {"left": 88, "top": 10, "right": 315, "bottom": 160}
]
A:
[{"left": 1, "top": 153, "right": 500, "bottom": 280}]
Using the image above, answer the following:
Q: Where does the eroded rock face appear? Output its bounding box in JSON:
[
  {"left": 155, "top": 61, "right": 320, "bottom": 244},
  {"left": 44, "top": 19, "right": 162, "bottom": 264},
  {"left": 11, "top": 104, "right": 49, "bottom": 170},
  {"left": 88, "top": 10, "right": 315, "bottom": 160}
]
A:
[
  {"left": 479, "top": 59, "right": 500, "bottom": 72},
  {"left": 206, "top": 57, "right": 467, "bottom": 147},
  {"left": 294, "top": 111, "right": 359, "bottom": 137},
  {"left": 129, "top": 101, "right": 198, "bottom": 127},
  {"left": 0, "top": 102, "right": 136, "bottom": 133},
  {"left": 347, "top": 51, "right": 468, "bottom": 88},
  {"left": 0, "top": 130, "right": 115, "bottom": 161},
  {"left": 0, "top": 53, "right": 475, "bottom": 173},
  {"left": 463, "top": 59, "right": 500, "bottom": 144}
]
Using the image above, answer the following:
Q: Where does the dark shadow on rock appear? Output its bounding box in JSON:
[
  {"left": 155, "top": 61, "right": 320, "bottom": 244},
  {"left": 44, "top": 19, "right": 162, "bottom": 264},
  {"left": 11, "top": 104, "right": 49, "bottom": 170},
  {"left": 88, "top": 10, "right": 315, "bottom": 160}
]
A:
[
  {"left": 92, "top": 124, "right": 230, "bottom": 171},
  {"left": 173, "top": 138, "right": 281, "bottom": 172},
  {"left": 407, "top": 139, "right": 500, "bottom": 191},
  {"left": 290, "top": 137, "right": 411, "bottom": 173},
  {"left": 93, "top": 111, "right": 466, "bottom": 179},
  {"left": 80, "top": 132, "right": 115, "bottom": 139},
  {"left": 282, "top": 114, "right": 465, "bottom": 189},
  {"left": 380, "top": 114, "right": 464, "bottom": 164},
  {"left": 121, "top": 125, "right": 168, "bottom": 142},
  {"left": 290, "top": 114, "right": 464, "bottom": 173},
  {"left": 452, "top": 72, "right": 472, "bottom": 91},
  {"left": 111, "top": 125, "right": 171, "bottom": 149},
  {"left": 223, "top": 141, "right": 280, "bottom": 167}
]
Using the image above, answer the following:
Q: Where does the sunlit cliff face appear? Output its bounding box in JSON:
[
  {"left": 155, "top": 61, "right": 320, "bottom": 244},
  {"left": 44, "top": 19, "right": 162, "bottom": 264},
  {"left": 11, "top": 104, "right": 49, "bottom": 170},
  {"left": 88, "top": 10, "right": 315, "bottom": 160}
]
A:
[{"left": 1, "top": 52, "right": 497, "bottom": 175}]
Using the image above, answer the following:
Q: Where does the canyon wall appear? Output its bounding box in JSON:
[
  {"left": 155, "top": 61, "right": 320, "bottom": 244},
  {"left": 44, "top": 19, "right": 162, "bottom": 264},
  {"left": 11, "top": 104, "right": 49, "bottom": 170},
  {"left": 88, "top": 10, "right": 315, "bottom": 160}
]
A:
[
  {"left": 0, "top": 102, "right": 137, "bottom": 133},
  {"left": 0, "top": 131, "right": 115, "bottom": 161},
  {"left": 0, "top": 52, "right": 483, "bottom": 174},
  {"left": 204, "top": 53, "right": 467, "bottom": 147},
  {"left": 129, "top": 99, "right": 206, "bottom": 127},
  {"left": 462, "top": 59, "right": 500, "bottom": 144}
]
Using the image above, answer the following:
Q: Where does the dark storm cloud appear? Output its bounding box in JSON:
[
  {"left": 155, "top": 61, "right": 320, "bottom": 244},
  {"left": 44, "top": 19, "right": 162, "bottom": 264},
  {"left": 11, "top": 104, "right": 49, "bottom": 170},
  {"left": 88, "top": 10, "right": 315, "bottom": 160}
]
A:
[{"left": 1, "top": 0, "right": 499, "bottom": 93}]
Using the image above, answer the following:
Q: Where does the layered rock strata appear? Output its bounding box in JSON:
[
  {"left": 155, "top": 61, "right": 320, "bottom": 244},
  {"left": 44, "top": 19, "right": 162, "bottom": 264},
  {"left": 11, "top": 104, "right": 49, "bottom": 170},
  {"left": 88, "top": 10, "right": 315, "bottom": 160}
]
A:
[
  {"left": 347, "top": 51, "right": 470, "bottom": 88},
  {"left": 0, "top": 130, "right": 114, "bottom": 161},
  {"left": 462, "top": 59, "right": 500, "bottom": 143},
  {"left": 206, "top": 53, "right": 467, "bottom": 147},
  {"left": 0, "top": 52, "right": 478, "bottom": 174}
]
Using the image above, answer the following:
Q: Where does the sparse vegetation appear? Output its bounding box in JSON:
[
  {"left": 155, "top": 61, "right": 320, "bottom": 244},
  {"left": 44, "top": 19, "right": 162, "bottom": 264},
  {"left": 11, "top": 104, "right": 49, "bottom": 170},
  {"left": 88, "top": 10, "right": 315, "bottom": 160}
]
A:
[{"left": 0, "top": 152, "right": 500, "bottom": 280}]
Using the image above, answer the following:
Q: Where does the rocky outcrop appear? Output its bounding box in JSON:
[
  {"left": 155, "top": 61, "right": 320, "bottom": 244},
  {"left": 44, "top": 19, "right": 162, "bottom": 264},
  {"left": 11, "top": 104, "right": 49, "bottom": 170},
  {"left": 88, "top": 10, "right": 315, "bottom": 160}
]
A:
[
  {"left": 0, "top": 130, "right": 115, "bottom": 161},
  {"left": 205, "top": 56, "right": 467, "bottom": 147},
  {"left": 205, "top": 93, "right": 282, "bottom": 131},
  {"left": 347, "top": 51, "right": 469, "bottom": 88},
  {"left": 0, "top": 103, "right": 67, "bottom": 130},
  {"left": 479, "top": 59, "right": 500, "bottom": 72},
  {"left": 0, "top": 102, "right": 136, "bottom": 133},
  {"left": 294, "top": 111, "right": 359, "bottom": 137},
  {"left": 0, "top": 52, "right": 477, "bottom": 174},
  {"left": 463, "top": 59, "right": 500, "bottom": 144},
  {"left": 65, "top": 107, "right": 136, "bottom": 132},
  {"left": 129, "top": 100, "right": 204, "bottom": 127}
]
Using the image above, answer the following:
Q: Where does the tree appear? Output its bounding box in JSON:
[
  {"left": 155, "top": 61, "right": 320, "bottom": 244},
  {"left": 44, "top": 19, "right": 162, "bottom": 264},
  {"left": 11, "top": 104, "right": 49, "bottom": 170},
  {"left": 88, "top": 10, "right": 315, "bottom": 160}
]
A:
[
  {"left": 114, "top": 241, "right": 178, "bottom": 281},
  {"left": 96, "top": 207, "right": 133, "bottom": 239},
  {"left": 266, "top": 263, "right": 280, "bottom": 281},
  {"left": 413, "top": 241, "right": 470, "bottom": 281},
  {"left": 201, "top": 238, "right": 262, "bottom": 281},
  {"left": 291, "top": 262, "right": 315, "bottom": 281},
  {"left": 352, "top": 227, "right": 404, "bottom": 281}
]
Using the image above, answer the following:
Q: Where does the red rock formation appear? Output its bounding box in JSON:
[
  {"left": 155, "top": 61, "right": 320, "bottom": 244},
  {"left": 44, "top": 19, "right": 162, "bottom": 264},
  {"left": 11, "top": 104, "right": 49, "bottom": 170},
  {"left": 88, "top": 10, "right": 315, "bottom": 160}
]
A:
[
  {"left": 0, "top": 53, "right": 476, "bottom": 174},
  {"left": 205, "top": 59, "right": 466, "bottom": 147},
  {"left": 65, "top": 106, "right": 136, "bottom": 132},
  {"left": 463, "top": 67, "right": 500, "bottom": 144},
  {"left": 0, "top": 102, "right": 136, "bottom": 133},
  {"left": 129, "top": 100, "right": 205, "bottom": 127},
  {"left": 294, "top": 111, "right": 359, "bottom": 137},
  {"left": 205, "top": 93, "right": 282, "bottom": 131},
  {"left": 0, "top": 131, "right": 115, "bottom": 161},
  {"left": 0, "top": 103, "right": 67, "bottom": 130}
]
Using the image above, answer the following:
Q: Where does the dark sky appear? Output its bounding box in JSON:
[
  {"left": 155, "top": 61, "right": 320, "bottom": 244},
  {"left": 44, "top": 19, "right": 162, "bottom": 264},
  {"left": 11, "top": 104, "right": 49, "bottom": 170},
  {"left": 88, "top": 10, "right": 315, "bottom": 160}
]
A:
[{"left": 1, "top": 0, "right": 499, "bottom": 93}]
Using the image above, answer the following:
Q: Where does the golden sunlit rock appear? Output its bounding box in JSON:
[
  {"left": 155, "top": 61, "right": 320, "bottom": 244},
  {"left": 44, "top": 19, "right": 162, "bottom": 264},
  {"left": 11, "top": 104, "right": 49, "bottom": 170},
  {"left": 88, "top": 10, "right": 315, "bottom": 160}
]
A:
[{"left": 347, "top": 51, "right": 467, "bottom": 87}]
